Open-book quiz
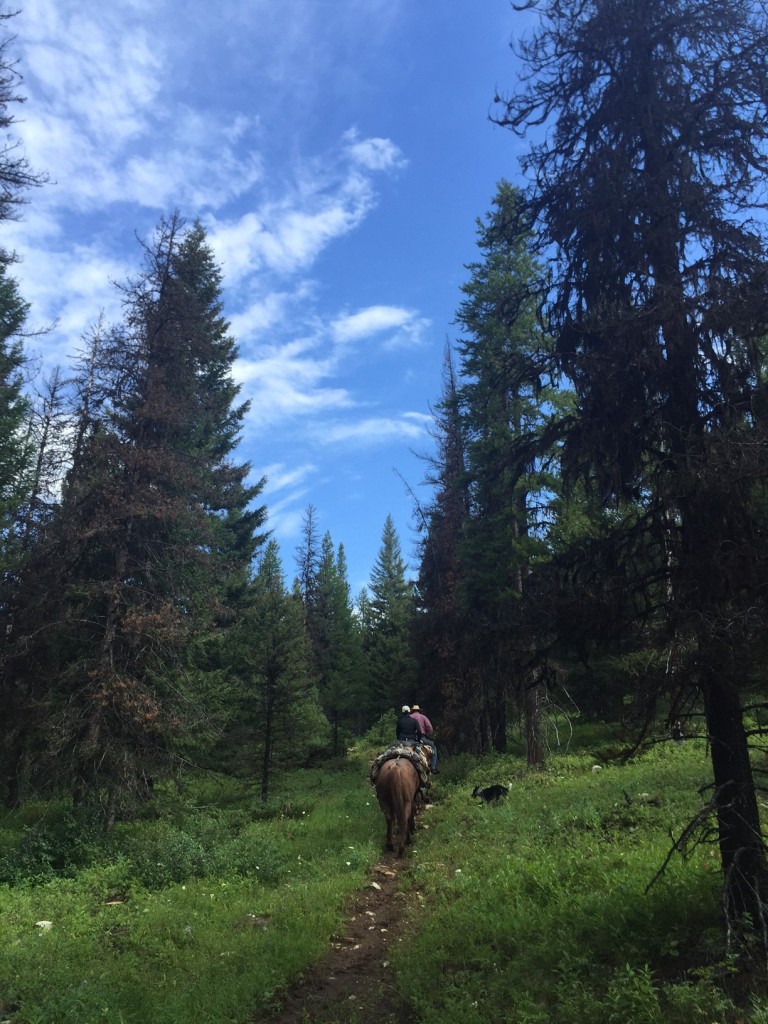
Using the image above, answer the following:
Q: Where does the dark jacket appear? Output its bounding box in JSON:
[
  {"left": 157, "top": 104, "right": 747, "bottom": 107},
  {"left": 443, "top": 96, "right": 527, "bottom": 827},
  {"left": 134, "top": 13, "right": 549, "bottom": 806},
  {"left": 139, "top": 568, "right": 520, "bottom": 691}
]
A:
[{"left": 396, "top": 712, "right": 420, "bottom": 742}]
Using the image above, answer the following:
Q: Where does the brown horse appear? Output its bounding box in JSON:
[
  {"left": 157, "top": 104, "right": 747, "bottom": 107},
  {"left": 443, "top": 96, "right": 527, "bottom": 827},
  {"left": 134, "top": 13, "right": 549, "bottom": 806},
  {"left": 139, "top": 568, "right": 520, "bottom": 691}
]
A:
[{"left": 374, "top": 757, "right": 420, "bottom": 857}]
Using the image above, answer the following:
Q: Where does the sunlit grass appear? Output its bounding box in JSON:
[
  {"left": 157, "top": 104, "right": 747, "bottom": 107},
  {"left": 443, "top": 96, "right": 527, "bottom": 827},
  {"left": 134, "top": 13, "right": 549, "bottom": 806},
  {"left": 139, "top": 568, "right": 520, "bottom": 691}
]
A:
[
  {"left": 0, "top": 759, "right": 383, "bottom": 1024},
  {"left": 2, "top": 733, "right": 768, "bottom": 1023},
  {"left": 393, "top": 736, "right": 749, "bottom": 1024}
]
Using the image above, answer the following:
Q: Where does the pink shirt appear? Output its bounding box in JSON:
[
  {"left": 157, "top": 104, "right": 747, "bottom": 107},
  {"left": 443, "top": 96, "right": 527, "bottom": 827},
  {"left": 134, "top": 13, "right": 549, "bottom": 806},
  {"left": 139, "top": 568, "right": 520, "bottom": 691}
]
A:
[{"left": 410, "top": 711, "right": 433, "bottom": 738}]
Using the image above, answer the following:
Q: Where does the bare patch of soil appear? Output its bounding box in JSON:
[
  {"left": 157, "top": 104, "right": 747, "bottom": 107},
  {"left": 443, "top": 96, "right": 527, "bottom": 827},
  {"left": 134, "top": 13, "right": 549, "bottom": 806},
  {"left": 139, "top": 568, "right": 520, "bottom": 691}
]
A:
[{"left": 252, "top": 855, "right": 416, "bottom": 1024}]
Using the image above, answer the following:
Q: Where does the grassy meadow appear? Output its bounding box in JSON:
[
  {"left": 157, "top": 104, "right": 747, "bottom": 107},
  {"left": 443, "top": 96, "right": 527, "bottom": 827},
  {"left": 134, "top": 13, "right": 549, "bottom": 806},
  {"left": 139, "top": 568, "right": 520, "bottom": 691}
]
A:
[{"left": 1, "top": 725, "right": 768, "bottom": 1023}]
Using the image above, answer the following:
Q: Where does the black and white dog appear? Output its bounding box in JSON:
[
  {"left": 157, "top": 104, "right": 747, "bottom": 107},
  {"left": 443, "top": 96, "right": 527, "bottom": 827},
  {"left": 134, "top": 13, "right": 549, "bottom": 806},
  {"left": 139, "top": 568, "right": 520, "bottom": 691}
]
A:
[{"left": 471, "top": 782, "right": 511, "bottom": 803}]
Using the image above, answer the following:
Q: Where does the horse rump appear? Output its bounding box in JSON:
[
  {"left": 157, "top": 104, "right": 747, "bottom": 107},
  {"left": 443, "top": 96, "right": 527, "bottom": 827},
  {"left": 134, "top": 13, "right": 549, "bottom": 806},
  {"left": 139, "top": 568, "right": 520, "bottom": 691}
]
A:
[{"left": 374, "top": 757, "right": 420, "bottom": 857}]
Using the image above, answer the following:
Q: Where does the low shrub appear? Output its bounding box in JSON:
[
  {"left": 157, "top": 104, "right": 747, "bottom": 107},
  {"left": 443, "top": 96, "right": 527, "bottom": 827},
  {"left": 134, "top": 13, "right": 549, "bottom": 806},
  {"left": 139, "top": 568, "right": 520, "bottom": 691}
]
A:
[{"left": 0, "top": 805, "right": 103, "bottom": 884}]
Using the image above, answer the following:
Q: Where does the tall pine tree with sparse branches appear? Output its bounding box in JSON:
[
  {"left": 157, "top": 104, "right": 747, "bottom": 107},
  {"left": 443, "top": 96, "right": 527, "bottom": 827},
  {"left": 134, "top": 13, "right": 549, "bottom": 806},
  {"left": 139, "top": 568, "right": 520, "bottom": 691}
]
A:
[
  {"left": 495, "top": 0, "right": 768, "bottom": 922},
  {"left": 363, "top": 515, "right": 417, "bottom": 717},
  {"left": 25, "top": 214, "right": 266, "bottom": 819}
]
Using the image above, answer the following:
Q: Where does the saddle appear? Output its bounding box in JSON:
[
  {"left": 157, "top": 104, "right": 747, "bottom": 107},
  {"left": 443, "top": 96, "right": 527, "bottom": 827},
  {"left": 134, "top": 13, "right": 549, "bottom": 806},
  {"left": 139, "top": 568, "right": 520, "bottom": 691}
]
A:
[{"left": 369, "top": 743, "right": 431, "bottom": 791}]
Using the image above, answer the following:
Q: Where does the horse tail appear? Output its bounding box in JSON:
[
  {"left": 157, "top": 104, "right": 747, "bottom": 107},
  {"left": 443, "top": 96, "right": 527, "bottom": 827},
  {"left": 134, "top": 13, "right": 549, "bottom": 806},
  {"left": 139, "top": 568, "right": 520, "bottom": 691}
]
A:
[{"left": 392, "top": 763, "right": 411, "bottom": 854}]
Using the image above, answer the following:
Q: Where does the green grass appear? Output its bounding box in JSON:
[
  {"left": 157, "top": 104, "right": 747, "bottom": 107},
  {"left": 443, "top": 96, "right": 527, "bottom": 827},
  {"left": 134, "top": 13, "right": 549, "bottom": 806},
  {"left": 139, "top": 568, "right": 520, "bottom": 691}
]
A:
[
  {"left": 0, "top": 763, "right": 384, "bottom": 1024},
  {"left": 393, "top": 737, "right": 753, "bottom": 1024},
  {"left": 2, "top": 732, "right": 768, "bottom": 1023}
]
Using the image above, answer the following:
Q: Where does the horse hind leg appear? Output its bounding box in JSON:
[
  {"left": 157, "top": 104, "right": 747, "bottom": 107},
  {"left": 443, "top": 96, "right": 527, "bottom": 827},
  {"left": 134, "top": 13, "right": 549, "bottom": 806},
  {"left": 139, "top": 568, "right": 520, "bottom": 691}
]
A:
[
  {"left": 406, "top": 800, "right": 416, "bottom": 843},
  {"left": 385, "top": 814, "right": 395, "bottom": 852},
  {"left": 396, "top": 800, "right": 410, "bottom": 857}
]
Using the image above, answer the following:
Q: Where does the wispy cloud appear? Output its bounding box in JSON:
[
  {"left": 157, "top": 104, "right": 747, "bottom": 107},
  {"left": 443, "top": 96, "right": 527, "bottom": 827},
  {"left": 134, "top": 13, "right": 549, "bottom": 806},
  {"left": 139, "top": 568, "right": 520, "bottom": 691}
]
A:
[
  {"left": 344, "top": 130, "right": 408, "bottom": 172},
  {"left": 11, "top": 0, "right": 413, "bottom": 374},
  {"left": 234, "top": 337, "right": 354, "bottom": 428},
  {"left": 8, "top": 0, "right": 434, "bottom": 589},
  {"left": 207, "top": 134, "right": 405, "bottom": 282},
  {"left": 260, "top": 462, "right": 319, "bottom": 550},
  {"left": 331, "top": 305, "right": 429, "bottom": 348},
  {"left": 317, "top": 413, "right": 431, "bottom": 447},
  {"left": 261, "top": 462, "right": 317, "bottom": 495}
]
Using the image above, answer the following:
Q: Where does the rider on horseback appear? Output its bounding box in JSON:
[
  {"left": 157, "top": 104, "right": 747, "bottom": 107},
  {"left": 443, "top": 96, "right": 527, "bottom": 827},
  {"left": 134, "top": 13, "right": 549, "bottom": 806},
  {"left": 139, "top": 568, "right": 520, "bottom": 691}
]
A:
[
  {"left": 409, "top": 704, "right": 438, "bottom": 773},
  {"left": 396, "top": 705, "right": 420, "bottom": 747}
]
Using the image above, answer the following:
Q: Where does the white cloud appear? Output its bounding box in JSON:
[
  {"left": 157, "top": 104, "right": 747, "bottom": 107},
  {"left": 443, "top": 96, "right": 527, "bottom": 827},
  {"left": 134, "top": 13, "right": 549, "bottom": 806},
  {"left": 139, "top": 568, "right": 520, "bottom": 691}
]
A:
[
  {"left": 381, "top": 315, "right": 431, "bottom": 351},
  {"left": 344, "top": 131, "right": 408, "bottom": 172},
  {"left": 332, "top": 305, "right": 413, "bottom": 343},
  {"left": 261, "top": 464, "right": 320, "bottom": 546},
  {"left": 9, "top": 0, "right": 433, "bottom": 486},
  {"left": 332, "top": 304, "right": 431, "bottom": 349},
  {"left": 228, "top": 289, "right": 302, "bottom": 342},
  {"left": 21, "top": 6, "right": 164, "bottom": 153},
  {"left": 264, "top": 505, "right": 306, "bottom": 548},
  {"left": 207, "top": 138, "right": 401, "bottom": 281},
  {"left": 262, "top": 463, "right": 317, "bottom": 495},
  {"left": 234, "top": 337, "right": 354, "bottom": 427},
  {"left": 318, "top": 414, "right": 431, "bottom": 447},
  {"left": 12, "top": 241, "right": 131, "bottom": 367}
]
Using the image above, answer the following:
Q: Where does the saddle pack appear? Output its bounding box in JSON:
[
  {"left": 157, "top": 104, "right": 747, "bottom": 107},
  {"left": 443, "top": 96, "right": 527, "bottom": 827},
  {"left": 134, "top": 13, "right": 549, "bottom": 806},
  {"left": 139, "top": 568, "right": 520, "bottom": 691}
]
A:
[{"left": 369, "top": 743, "right": 431, "bottom": 791}]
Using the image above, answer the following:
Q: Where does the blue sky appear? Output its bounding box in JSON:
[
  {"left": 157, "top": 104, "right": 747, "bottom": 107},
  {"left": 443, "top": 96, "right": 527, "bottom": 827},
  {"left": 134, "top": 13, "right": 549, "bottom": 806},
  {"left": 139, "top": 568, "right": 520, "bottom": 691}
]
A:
[{"left": 8, "top": 0, "right": 530, "bottom": 595}]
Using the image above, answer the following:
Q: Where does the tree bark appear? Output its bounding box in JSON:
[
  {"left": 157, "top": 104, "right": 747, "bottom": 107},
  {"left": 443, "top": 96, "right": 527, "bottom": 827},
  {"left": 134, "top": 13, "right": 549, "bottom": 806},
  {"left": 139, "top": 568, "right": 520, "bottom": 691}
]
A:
[
  {"left": 701, "top": 656, "right": 768, "bottom": 921},
  {"left": 524, "top": 673, "right": 545, "bottom": 767}
]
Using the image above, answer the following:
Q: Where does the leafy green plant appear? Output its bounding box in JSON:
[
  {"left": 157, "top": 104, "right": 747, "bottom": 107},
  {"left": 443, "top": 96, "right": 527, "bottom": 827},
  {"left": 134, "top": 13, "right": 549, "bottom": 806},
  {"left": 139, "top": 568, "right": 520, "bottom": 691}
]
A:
[
  {"left": 393, "top": 733, "right": 747, "bottom": 1024},
  {"left": 1, "top": 729, "right": 766, "bottom": 1023}
]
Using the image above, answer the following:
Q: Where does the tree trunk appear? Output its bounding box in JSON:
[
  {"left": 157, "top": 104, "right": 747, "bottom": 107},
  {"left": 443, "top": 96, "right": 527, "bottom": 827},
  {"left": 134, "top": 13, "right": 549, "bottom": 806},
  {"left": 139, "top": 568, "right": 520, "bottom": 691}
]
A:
[
  {"left": 524, "top": 673, "right": 545, "bottom": 766},
  {"left": 701, "top": 662, "right": 768, "bottom": 922},
  {"left": 3, "top": 734, "right": 24, "bottom": 809},
  {"left": 261, "top": 695, "right": 274, "bottom": 803},
  {"left": 490, "top": 659, "right": 508, "bottom": 752}
]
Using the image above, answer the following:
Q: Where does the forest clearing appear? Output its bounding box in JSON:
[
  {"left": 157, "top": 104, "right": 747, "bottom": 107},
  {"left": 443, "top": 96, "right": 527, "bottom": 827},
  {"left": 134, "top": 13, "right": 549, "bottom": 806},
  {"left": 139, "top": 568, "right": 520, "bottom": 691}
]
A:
[
  {"left": 2, "top": 723, "right": 767, "bottom": 1024},
  {"left": 5, "top": 0, "right": 768, "bottom": 1022}
]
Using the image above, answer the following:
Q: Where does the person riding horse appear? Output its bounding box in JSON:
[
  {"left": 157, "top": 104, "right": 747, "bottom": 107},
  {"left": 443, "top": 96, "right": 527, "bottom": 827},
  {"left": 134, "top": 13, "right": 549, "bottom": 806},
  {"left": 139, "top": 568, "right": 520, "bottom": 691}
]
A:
[
  {"left": 409, "top": 704, "right": 438, "bottom": 773},
  {"left": 396, "top": 705, "right": 420, "bottom": 746}
]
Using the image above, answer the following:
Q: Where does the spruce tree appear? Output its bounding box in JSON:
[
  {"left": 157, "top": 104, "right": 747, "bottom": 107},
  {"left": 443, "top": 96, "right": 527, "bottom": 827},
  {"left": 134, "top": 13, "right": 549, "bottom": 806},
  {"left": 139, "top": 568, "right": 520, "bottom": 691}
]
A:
[
  {"left": 295, "top": 503, "right": 321, "bottom": 628},
  {"left": 36, "top": 214, "right": 266, "bottom": 817},
  {"left": 0, "top": 8, "right": 52, "bottom": 807},
  {"left": 0, "top": 267, "right": 30, "bottom": 559},
  {"left": 455, "top": 182, "right": 561, "bottom": 758},
  {"left": 363, "top": 515, "right": 417, "bottom": 716},
  {"left": 496, "top": 0, "right": 768, "bottom": 920},
  {"left": 240, "top": 540, "right": 326, "bottom": 800},
  {"left": 312, "top": 534, "right": 364, "bottom": 752},
  {"left": 413, "top": 346, "right": 473, "bottom": 752},
  {"left": 0, "top": 6, "right": 47, "bottom": 264}
]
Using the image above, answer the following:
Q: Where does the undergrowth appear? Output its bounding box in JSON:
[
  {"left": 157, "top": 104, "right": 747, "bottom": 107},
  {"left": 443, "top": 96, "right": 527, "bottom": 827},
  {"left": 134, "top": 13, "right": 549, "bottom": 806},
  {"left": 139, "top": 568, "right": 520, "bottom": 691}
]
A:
[
  {"left": 0, "top": 764, "right": 382, "bottom": 1024},
  {"left": 394, "top": 735, "right": 767, "bottom": 1024},
  {"left": 2, "top": 729, "right": 768, "bottom": 1022}
]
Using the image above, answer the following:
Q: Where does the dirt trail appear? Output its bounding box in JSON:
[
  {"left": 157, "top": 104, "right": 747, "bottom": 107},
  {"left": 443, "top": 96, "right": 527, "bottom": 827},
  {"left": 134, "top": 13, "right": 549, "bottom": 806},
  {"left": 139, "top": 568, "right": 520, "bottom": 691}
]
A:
[{"left": 251, "top": 841, "right": 423, "bottom": 1023}]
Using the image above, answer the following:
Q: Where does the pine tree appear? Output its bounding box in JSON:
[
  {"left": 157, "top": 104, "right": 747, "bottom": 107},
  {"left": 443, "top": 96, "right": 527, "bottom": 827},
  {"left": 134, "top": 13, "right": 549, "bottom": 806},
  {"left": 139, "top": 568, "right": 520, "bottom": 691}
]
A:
[
  {"left": 495, "top": 0, "right": 768, "bottom": 920},
  {"left": 313, "top": 534, "right": 364, "bottom": 753},
  {"left": 363, "top": 516, "right": 417, "bottom": 716},
  {"left": 413, "top": 345, "right": 473, "bottom": 752},
  {"left": 0, "top": 8, "right": 52, "bottom": 807},
  {"left": 0, "top": 6, "right": 47, "bottom": 265},
  {"left": 0, "top": 266, "right": 31, "bottom": 561},
  {"left": 295, "top": 503, "right": 321, "bottom": 628},
  {"left": 34, "top": 214, "right": 266, "bottom": 818},
  {"left": 0, "top": 268, "right": 37, "bottom": 808},
  {"left": 455, "top": 182, "right": 561, "bottom": 758},
  {"left": 240, "top": 540, "right": 326, "bottom": 800}
]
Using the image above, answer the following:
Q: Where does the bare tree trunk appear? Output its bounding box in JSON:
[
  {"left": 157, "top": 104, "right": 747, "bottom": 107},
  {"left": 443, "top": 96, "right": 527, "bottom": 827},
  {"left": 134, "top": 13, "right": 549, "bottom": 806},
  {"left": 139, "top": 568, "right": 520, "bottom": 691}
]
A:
[
  {"left": 701, "top": 654, "right": 768, "bottom": 922},
  {"left": 261, "top": 694, "right": 274, "bottom": 803},
  {"left": 524, "top": 672, "right": 545, "bottom": 766},
  {"left": 491, "top": 672, "right": 508, "bottom": 753}
]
